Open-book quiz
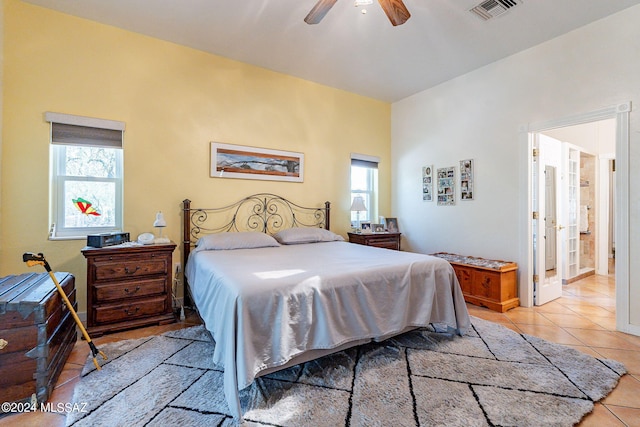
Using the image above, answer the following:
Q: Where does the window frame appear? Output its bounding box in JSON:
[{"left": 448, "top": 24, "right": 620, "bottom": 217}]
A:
[
  {"left": 46, "top": 112, "right": 125, "bottom": 240},
  {"left": 350, "top": 153, "right": 379, "bottom": 226}
]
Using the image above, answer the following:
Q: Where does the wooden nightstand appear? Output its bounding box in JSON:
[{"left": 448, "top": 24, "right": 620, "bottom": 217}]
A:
[
  {"left": 82, "top": 242, "right": 177, "bottom": 336},
  {"left": 347, "top": 232, "right": 402, "bottom": 251}
]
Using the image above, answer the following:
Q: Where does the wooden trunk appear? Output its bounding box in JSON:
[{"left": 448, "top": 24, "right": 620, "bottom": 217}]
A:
[
  {"left": 432, "top": 253, "right": 520, "bottom": 312},
  {"left": 0, "top": 272, "right": 77, "bottom": 410}
]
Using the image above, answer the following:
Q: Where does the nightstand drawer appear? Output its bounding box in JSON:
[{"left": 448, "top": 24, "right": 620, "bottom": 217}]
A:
[
  {"left": 93, "top": 277, "right": 166, "bottom": 302},
  {"left": 94, "top": 295, "right": 166, "bottom": 324},
  {"left": 347, "top": 232, "right": 401, "bottom": 251},
  {"left": 93, "top": 258, "right": 167, "bottom": 281},
  {"left": 369, "top": 237, "right": 400, "bottom": 249}
]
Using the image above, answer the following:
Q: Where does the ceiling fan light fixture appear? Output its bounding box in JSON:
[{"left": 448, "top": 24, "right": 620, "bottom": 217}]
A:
[{"left": 305, "top": 0, "right": 410, "bottom": 26}]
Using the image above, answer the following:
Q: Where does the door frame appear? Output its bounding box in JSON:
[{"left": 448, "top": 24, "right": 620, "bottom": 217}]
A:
[{"left": 518, "top": 102, "right": 632, "bottom": 333}]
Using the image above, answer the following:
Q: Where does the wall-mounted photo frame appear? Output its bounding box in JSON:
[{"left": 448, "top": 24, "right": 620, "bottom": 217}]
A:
[
  {"left": 386, "top": 218, "right": 399, "bottom": 233},
  {"left": 211, "top": 142, "right": 304, "bottom": 182},
  {"left": 422, "top": 165, "right": 433, "bottom": 202},
  {"left": 437, "top": 167, "right": 456, "bottom": 206},
  {"left": 460, "top": 159, "right": 474, "bottom": 200}
]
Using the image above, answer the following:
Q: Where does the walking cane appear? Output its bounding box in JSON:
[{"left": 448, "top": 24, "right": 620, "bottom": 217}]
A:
[{"left": 23, "top": 252, "right": 107, "bottom": 370}]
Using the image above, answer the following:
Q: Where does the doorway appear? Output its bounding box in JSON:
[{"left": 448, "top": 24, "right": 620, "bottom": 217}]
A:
[
  {"left": 531, "top": 122, "right": 615, "bottom": 306},
  {"left": 520, "top": 103, "right": 632, "bottom": 335}
]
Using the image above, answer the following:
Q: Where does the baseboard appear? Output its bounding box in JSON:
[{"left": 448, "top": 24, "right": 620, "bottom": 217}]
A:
[{"left": 562, "top": 269, "right": 595, "bottom": 284}]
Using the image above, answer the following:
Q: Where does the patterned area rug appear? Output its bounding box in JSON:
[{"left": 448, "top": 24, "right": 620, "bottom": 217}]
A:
[{"left": 67, "top": 317, "right": 626, "bottom": 426}]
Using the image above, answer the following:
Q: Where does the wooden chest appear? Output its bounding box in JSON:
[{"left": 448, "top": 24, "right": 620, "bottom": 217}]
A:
[
  {"left": 82, "top": 242, "right": 176, "bottom": 336},
  {"left": 0, "top": 272, "right": 77, "bottom": 408},
  {"left": 432, "top": 253, "right": 519, "bottom": 312}
]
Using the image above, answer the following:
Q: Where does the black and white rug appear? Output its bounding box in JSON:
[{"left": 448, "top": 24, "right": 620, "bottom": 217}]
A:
[{"left": 67, "top": 317, "right": 626, "bottom": 426}]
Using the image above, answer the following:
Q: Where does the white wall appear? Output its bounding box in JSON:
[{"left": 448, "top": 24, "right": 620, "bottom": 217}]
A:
[
  {"left": 391, "top": 5, "right": 640, "bottom": 329},
  {"left": 542, "top": 119, "right": 615, "bottom": 155}
]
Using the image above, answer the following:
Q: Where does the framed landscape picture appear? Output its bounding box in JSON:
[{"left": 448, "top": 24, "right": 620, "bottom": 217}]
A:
[{"left": 211, "top": 142, "right": 304, "bottom": 182}]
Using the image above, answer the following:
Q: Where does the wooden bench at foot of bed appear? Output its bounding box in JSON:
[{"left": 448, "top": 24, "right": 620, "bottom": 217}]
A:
[{"left": 431, "top": 253, "right": 519, "bottom": 313}]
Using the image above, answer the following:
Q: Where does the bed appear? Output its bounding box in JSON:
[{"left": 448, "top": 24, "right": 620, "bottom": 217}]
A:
[{"left": 182, "top": 194, "right": 470, "bottom": 421}]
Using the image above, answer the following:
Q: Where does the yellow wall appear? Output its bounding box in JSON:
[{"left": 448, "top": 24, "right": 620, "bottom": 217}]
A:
[{"left": 1, "top": 0, "right": 391, "bottom": 312}]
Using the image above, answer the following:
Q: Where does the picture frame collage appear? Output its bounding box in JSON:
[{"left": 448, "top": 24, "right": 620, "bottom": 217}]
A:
[
  {"left": 423, "top": 159, "right": 474, "bottom": 205},
  {"left": 437, "top": 166, "right": 456, "bottom": 206}
]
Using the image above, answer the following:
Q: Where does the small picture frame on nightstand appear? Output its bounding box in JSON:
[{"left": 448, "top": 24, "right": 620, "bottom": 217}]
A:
[
  {"left": 361, "top": 222, "right": 372, "bottom": 233},
  {"left": 372, "top": 223, "right": 385, "bottom": 233},
  {"left": 386, "top": 218, "right": 399, "bottom": 233}
]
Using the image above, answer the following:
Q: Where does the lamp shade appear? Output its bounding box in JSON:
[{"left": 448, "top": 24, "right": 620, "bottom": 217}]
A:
[
  {"left": 153, "top": 211, "right": 167, "bottom": 227},
  {"left": 350, "top": 196, "right": 367, "bottom": 212}
]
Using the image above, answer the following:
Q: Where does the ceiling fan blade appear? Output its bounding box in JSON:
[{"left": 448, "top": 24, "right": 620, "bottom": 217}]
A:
[
  {"left": 378, "top": 0, "right": 411, "bottom": 26},
  {"left": 304, "top": 0, "right": 338, "bottom": 25}
]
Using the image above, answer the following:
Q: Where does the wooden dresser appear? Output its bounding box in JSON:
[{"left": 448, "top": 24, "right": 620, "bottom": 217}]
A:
[
  {"left": 347, "top": 232, "right": 402, "bottom": 251},
  {"left": 0, "top": 272, "right": 77, "bottom": 407},
  {"left": 431, "top": 252, "right": 519, "bottom": 312},
  {"left": 82, "top": 242, "right": 176, "bottom": 336}
]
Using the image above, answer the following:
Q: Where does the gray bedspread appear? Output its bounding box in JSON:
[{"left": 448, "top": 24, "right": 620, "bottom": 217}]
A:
[{"left": 185, "top": 241, "right": 470, "bottom": 420}]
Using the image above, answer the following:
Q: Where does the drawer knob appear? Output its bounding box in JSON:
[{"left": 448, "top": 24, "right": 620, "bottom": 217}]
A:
[
  {"left": 124, "top": 307, "right": 140, "bottom": 316},
  {"left": 124, "top": 266, "right": 140, "bottom": 275},
  {"left": 124, "top": 286, "right": 141, "bottom": 294}
]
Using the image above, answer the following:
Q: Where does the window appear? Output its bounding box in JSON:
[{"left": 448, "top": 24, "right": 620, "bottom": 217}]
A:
[
  {"left": 350, "top": 153, "right": 379, "bottom": 226},
  {"left": 46, "top": 112, "right": 125, "bottom": 239}
]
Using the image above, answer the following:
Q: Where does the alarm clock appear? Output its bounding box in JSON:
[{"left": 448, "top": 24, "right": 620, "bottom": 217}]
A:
[{"left": 87, "top": 232, "right": 130, "bottom": 248}]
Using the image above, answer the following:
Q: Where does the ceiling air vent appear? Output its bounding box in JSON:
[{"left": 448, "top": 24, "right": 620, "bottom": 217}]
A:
[{"left": 470, "top": 0, "right": 520, "bottom": 21}]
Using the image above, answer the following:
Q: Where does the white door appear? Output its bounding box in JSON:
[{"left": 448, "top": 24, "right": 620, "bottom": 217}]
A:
[
  {"left": 563, "top": 143, "right": 581, "bottom": 280},
  {"left": 534, "top": 134, "right": 564, "bottom": 305}
]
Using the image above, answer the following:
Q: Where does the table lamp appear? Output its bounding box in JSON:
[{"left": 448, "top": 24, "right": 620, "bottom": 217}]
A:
[
  {"left": 153, "top": 211, "right": 170, "bottom": 244},
  {"left": 350, "top": 196, "right": 367, "bottom": 233}
]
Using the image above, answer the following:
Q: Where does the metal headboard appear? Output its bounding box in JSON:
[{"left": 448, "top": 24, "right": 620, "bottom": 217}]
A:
[{"left": 182, "top": 193, "right": 331, "bottom": 307}]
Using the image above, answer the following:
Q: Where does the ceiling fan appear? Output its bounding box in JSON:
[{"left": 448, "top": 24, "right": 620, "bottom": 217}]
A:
[{"left": 304, "top": 0, "right": 411, "bottom": 26}]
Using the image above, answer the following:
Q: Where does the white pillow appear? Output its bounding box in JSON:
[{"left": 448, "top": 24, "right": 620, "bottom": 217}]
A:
[
  {"left": 194, "top": 232, "right": 280, "bottom": 252},
  {"left": 273, "top": 228, "right": 344, "bottom": 245}
]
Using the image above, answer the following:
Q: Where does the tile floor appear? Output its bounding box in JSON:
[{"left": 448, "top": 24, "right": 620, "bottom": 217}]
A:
[{"left": 2, "top": 271, "right": 639, "bottom": 426}]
